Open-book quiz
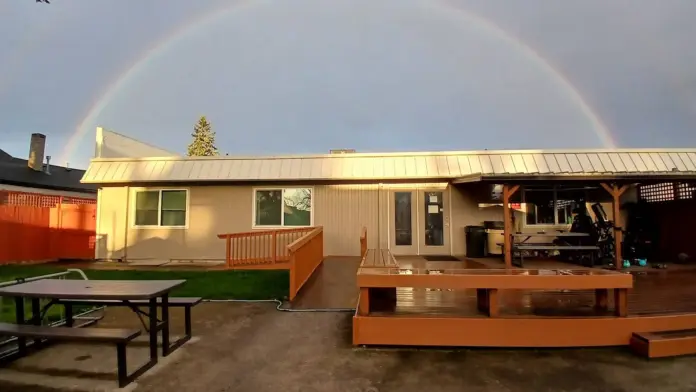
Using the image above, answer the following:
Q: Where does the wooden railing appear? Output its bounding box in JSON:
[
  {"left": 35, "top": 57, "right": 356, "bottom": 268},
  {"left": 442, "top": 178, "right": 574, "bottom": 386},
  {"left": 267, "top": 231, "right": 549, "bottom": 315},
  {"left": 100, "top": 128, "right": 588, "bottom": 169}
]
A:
[
  {"left": 218, "top": 227, "right": 315, "bottom": 267},
  {"left": 288, "top": 226, "right": 324, "bottom": 301},
  {"left": 360, "top": 226, "right": 367, "bottom": 258}
]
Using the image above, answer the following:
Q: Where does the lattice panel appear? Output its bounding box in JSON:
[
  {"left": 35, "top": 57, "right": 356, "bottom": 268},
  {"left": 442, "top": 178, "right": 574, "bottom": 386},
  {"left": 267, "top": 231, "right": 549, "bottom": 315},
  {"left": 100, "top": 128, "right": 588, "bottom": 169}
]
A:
[
  {"left": 677, "top": 183, "right": 696, "bottom": 200},
  {"left": 0, "top": 191, "right": 96, "bottom": 207},
  {"left": 639, "top": 183, "right": 675, "bottom": 203}
]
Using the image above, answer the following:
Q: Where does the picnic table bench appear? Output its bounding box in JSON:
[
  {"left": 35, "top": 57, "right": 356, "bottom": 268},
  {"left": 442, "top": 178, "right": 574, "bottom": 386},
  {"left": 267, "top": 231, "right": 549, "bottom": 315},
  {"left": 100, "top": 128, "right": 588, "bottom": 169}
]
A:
[
  {"left": 500, "top": 232, "right": 599, "bottom": 267},
  {"left": 0, "top": 279, "right": 193, "bottom": 388},
  {"left": 58, "top": 297, "right": 202, "bottom": 346},
  {"left": 0, "top": 322, "right": 141, "bottom": 387},
  {"left": 360, "top": 249, "right": 399, "bottom": 268}
]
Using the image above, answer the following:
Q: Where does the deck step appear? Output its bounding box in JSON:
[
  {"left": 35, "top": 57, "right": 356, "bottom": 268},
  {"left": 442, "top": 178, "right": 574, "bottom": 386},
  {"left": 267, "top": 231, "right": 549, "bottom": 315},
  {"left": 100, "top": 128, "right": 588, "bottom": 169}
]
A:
[{"left": 630, "top": 329, "right": 696, "bottom": 358}]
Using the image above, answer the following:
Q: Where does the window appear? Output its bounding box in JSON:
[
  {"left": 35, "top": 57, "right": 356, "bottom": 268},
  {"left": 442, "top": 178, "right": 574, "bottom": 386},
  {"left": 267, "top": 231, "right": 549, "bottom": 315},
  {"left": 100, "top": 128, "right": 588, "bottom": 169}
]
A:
[
  {"left": 134, "top": 190, "right": 188, "bottom": 227},
  {"left": 524, "top": 187, "right": 581, "bottom": 226},
  {"left": 393, "top": 192, "right": 412, "bottom": 246},
  {"left": 254, "top": 188, "right": 312, "bottom": 227}
]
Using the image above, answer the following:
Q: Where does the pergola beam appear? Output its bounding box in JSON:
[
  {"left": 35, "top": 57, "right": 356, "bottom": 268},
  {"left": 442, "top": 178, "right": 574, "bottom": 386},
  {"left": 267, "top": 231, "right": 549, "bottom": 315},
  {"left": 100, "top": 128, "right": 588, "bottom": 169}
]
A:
[
  {"left": 503, "top": 184, "right": 520, "bottom": 269},
  {"left": 600, "top": 183, "right": 629, "bottom": 269}
]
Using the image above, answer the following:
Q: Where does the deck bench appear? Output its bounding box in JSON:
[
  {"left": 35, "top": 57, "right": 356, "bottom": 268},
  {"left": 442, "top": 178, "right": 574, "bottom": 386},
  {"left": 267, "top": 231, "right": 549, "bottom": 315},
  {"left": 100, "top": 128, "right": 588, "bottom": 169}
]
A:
[
  {"left": 360, "top": 249, "right": 399, "bottom": 268},
  {"left": 356, "top": 268, "right": 632, "bottom": 317},
  {"left": 57, "top": 297, "right": 202, "bottom": 348},
  {"left": 0, "top": 322, "right": 141, "bottom": 388}
]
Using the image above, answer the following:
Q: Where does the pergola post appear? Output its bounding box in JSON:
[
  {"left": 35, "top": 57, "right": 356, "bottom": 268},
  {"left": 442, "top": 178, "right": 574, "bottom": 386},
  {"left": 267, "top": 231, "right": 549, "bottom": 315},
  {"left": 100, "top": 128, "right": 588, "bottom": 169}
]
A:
[
  {"left": 600, "top": 183, "right": 629, "bottom": 270},
  {"left": 503, "top": 184, "right": 520, "bottom": 269}
]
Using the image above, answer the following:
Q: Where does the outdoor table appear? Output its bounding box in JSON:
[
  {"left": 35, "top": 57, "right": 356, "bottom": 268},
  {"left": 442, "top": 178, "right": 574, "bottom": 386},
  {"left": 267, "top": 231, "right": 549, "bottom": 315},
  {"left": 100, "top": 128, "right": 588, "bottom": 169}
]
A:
[
  {"left": 0, "top": 279, "right": 185, "bottom": 365},
  {"left": 512, "top": 232, "right": 589, "bottom": 244}
]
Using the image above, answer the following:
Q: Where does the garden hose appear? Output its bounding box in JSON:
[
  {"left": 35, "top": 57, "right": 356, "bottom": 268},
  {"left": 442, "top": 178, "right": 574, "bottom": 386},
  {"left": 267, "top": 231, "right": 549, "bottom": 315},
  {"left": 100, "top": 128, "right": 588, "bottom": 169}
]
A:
[{"left": 202, "top": 299, "right": 354, "bottom": 313}]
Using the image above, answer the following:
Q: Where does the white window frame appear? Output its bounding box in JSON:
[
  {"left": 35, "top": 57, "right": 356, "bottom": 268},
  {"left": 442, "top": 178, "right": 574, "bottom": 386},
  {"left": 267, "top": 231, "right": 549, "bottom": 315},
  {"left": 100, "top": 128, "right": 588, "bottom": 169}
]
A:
[
  {"left": 131, "top": 188, "right": 190, "bottom": 229},
  {"left": 252, "top": 187, "right": 314, "bottom": 229},
  {"left": 522, "top": 186, "right": 572, "bottom": 227}
]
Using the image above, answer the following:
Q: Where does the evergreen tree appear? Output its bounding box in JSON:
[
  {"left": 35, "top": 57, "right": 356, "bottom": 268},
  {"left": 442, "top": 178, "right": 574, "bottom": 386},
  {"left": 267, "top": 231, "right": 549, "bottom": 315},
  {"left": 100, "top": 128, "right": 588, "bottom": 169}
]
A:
[{"left": 187, "top": 116, "right": 219, "bottom": 156}]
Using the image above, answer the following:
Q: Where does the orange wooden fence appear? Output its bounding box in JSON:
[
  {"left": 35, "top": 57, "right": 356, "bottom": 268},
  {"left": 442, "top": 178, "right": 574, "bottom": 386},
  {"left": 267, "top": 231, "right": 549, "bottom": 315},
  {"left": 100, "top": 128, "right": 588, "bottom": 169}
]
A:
[
  {"left": 217, "top": 227, "right": 315, "bottom": 267},
  {"left": 288, "top": 226, "right": 324, "bottom": 301},
  {"left": 0, "top": 191, "right": 96, "bottom": 264}
]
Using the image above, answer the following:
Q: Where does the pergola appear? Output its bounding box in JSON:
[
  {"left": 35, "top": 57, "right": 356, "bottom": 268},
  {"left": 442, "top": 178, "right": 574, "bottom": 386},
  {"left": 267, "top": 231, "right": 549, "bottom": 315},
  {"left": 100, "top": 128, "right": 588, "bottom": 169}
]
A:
[{"left": 454, "top": 174, "right": 696, "bottom": 270}]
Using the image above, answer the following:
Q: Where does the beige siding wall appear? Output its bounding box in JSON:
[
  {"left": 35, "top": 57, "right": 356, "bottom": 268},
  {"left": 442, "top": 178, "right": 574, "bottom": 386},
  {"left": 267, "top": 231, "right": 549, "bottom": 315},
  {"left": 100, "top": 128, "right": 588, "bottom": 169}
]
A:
[
  {"left": 314, "top": 184, "right": 380, "bottom": 256},
  {"left": 96, "top": 182, "right": 476, "bottom": 261},
  {"left": 96, "top": 183, "right": 386, "bottom": 261},
  {"left": 450, "top": 185, "right": 511, "bottom": 256},
  {"left": 95, "top": 183, "right": 637, "bottom": 261},
  {"left": 97, "top": 185, "right": 252, "bottom": 261}
]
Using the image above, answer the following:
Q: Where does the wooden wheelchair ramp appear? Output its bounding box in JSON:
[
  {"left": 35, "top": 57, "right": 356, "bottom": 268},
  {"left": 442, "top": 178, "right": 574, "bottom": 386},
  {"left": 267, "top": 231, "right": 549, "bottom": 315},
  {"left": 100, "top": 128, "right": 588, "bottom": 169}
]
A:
[
  {"left": 631, "top": 329, "right": 696, "bottom": 358},
  {"left": 290, "top": 257, "right": 362, "bottom": 309}
]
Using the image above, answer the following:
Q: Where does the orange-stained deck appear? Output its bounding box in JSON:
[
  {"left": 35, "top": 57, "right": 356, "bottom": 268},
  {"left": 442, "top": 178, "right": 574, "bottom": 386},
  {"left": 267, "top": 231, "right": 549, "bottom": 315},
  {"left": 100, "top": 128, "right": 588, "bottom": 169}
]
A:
[
  {"left": 368, "top": 270, "right": 696, "bottom": 318},
  {"left": 351, "top": 256, "right": 696, "bottom": 348}
]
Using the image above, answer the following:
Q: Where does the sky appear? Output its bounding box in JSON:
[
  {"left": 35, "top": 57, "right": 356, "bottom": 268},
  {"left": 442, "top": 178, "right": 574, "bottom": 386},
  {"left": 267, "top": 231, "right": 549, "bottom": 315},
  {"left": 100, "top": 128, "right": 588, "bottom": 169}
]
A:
[{"left": 1, "top": 0, "right": 696, "bottom": 169}]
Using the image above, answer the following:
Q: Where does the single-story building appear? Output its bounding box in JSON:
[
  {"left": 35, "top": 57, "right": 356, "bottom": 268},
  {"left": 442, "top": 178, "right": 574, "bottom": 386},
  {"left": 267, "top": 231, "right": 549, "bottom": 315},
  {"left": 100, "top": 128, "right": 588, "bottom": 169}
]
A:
[{"left": 80, "top": 143, "right": 696, "bottom": 264}]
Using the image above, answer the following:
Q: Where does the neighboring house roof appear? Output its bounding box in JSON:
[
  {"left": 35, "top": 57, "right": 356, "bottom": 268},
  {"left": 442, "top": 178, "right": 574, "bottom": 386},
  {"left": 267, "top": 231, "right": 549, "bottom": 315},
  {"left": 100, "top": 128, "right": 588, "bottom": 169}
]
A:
[
  {"left": 0, "top": 149, "right": 97, "bottom": 193},
  {"left": 95, "top": 127, "right": 179, "bottom": 158},
  {"left": 81, "top": 148, "right": 696, "bottom": 184}
]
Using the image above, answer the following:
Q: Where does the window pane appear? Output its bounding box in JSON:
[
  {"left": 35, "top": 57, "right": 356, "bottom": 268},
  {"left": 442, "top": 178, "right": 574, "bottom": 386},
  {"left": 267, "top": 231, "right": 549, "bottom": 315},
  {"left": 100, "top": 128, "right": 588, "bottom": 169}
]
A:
[
  {"left": 136, "top": 191, "right": 159, "bottom": 210},
  {"left": 161, "top": 190, "right": 187, "bottom": 210},
  {"left": 524, "top": 190, "right": 554, "bottom": 225},
  {"left": 135, "top": 210, "right": 158, "bottom": 226},
  {"left": 255, "top": 190, "right": 282, "bottom": 226},
  {"left": 135, "top": 191, "right": 159, "bottom": 226},
  {"left": 424, "top": 192, "right": 444, "bottom": 246},
  {"left": 556, "top": 199, "right": 574, "bottom": 225},
  {"left": 394, "top": 192, "right": 412, "bottom": 246},
  {"left": 283, "top": 188, "right": 312, "bottom": 226},
  {"left": 161, "top": 211, "right": 186, "bottom": 226}
]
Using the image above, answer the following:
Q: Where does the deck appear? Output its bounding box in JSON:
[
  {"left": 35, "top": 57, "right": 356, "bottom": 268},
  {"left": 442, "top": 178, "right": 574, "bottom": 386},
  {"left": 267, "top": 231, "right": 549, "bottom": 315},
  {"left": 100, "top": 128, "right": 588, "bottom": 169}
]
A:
[
  {"left": 367, "top": 270, "right": 696, "bottom": 317},
  {"left": 353, "top": 256, "right": 696, "bottom": 348}
]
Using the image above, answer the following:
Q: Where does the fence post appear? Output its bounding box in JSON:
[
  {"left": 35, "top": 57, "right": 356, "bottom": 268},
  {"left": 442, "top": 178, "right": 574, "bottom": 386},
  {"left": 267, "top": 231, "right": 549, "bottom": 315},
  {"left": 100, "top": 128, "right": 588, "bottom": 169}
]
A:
[
  {"left": 225, "top": 236, "right": 232, "bottom": 268},
  {"left": 271, "top": 231, "right": 278, "bottom": 263}
]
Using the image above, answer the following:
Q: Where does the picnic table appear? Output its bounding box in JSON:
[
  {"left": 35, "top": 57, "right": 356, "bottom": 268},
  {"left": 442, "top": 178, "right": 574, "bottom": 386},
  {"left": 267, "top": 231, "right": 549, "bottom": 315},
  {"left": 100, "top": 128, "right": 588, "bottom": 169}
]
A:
[
  {"left": 0, "top": 279, "right": 186, "bottom": 387},
  {"left": 505, "top": 232, "right": 599, "bottom": 267}
]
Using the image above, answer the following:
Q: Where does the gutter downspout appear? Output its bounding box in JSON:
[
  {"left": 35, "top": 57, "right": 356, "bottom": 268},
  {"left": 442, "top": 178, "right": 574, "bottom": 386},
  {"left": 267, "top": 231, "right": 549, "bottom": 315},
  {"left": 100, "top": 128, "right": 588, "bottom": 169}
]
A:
[{"left": 122, "top": 186, "right": 129, "bottom": 262}]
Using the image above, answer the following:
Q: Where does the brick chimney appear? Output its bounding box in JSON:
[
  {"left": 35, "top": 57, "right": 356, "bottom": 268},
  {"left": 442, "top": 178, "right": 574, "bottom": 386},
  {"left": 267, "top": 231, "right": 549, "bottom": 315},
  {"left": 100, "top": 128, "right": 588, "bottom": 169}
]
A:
[{"left": 28, "top": 133, "right": 46, "bottom": 171}]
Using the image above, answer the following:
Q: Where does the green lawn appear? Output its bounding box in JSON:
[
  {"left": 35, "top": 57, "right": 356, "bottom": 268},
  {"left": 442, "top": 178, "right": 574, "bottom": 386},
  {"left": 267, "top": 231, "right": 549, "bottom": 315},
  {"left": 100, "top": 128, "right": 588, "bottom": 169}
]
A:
[{"left": 0, "top": 265, "right": 289, "bottom": 323}]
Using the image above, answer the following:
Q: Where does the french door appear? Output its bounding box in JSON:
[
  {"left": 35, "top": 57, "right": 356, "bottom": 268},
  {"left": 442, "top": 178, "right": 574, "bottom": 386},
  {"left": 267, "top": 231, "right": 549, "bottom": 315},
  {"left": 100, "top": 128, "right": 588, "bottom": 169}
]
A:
[{"left": 388, "top": 188, "right": 450, "bottom": 256}]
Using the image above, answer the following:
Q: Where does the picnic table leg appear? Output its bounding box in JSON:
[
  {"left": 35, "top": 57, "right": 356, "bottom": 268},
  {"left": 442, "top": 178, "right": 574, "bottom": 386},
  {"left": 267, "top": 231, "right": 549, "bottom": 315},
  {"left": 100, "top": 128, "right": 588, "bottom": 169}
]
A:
[
  {"left": 184, "top": 306, "right": 192, "bottom": 338},
  {"left": 594, "top": 289, "right": 609, "bottom": 312},
  {"left": 614, "top": 289, "right": 628, "bottom": 317},
  {"left": 148, "top": 298, "right": 158, "bottom": 363},
  {"left": 14, "top": 297, "right": 26, "bottom": 355},
  {"left": 31, "top": 298, "right": 41, "bottom": 325},
  {"left": 64, "top": 303, "right": 73, "bottom": 328},
  {"left": 487, "top": 289, "right": 500, "bottom": 317},
  {"left": 161, "top": 295, "right": 170, "bottom": 356}
]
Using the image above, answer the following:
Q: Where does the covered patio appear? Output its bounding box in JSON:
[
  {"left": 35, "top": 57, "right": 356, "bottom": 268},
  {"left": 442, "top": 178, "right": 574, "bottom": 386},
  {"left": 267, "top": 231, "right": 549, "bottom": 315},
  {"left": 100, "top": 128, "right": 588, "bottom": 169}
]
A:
[{"left": 354, "top": 154, "right": 696, "bottom": 354}]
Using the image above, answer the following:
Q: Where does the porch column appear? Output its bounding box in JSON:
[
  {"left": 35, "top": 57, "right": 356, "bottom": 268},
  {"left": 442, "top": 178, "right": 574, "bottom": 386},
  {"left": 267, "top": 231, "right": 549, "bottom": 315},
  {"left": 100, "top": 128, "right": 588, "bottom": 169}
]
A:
[
  {"left": 503, "top": 184, "right": 520, "bottom": 269},
  {"left": 600, "top": 183, "right": 629, "bottom": 270}
]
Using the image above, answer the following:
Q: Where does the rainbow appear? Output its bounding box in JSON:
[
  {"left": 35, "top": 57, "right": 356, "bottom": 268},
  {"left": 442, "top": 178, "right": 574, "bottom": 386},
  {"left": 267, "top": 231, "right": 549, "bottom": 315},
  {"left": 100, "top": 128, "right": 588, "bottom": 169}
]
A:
[{"left": 60, "top": 0, "right": 616, "bottom": 164}]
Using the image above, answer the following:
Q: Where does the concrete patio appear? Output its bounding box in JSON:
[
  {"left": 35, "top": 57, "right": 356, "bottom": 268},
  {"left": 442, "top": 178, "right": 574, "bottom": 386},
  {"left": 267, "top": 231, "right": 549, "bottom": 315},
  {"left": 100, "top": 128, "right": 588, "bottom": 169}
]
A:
[{"left": 2, "top": 302, "right": 696, "bottom": 392}]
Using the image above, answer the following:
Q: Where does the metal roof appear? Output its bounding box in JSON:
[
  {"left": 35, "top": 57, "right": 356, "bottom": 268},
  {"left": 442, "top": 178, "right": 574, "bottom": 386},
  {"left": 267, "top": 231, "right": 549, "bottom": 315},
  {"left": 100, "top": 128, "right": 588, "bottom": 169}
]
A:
[{"left": 81, "top": 149, "right": 696, "bottom": 184}]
